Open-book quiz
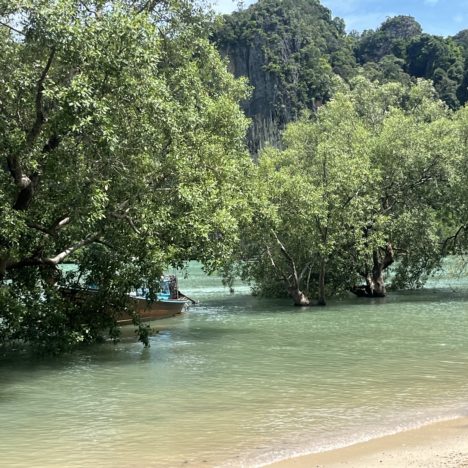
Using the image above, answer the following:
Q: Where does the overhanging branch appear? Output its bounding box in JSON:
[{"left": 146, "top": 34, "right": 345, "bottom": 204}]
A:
[
  {"left": 27, "top": 216, "right": 71, "bottom": 237},
  {"left": 110, "top": 209, "right": 141, "bottom": 235},
  {"left": 6, "top": 233, "right": 100, "bottom": 271},
  {"left": 442, "top": 224, "right": 468, "bottom": 253},
  {"left": 48, "top": 234, "right": 99, "bottom": 264}
]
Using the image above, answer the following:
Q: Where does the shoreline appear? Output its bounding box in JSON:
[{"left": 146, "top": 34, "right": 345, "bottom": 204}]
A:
[{"left": 266, "top": 416, "right": 468, "bottom": 467}]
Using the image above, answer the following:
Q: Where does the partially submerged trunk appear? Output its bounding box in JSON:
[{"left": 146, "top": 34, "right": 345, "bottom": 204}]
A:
[
  {"left": 287, "top": 286, "right": 310, "bottom": 306},
  {"left": 352, "top": 243, "right": 394, "bottom": 298},
  {"left": 353, "top": 271, "right": 387, "bottom": 298}
]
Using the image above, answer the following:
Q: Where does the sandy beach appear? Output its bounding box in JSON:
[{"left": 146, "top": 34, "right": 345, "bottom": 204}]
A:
[{"left": 267, "top": 417, "right": 468, "bottom": 468}]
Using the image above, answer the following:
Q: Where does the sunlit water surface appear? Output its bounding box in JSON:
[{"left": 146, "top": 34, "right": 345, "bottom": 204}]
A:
[{"left": 1, "top": 262, "right": 468, "bottom": 467}]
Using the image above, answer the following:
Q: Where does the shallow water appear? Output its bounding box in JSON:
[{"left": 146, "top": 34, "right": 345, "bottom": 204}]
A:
[{"left": 1, "top": 263, "right": 468, "bottom": 467}]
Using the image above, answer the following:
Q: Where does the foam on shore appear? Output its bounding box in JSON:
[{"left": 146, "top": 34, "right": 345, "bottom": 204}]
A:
[{"left": 265, "top": 416, "right": 468, "bottom": 467}]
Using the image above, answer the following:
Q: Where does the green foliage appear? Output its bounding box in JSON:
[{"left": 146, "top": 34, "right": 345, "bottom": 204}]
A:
[
  {"left": 356, "top": 20, "right": 466, "bottom": 109},
  {"left": 357, "top": 16, "right": 422, "bottom": 64},
  {"left": 453, "top": 30, "right": 468, "bottom": 104},
  {"left": 406, "top": 34, "right": 464, "bottom": 108},
  {"left": 0, "top": 0, "right": 252, "bottom": 351},
  {"left": 233, "top": 78, "right": 463, "bottom": 302},
  {"left": 440, "top": 104, "right": 468, "bottom": 255}
]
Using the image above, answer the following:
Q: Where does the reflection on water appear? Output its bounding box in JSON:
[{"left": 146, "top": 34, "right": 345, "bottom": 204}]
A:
[{"left": 1, "top": 262, "right": 468, "bottom": 467}]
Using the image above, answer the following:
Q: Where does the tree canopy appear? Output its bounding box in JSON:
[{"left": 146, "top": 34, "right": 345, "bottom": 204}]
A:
[
  {"left": 0, "top": 0, "right": 252, "bottom": 351},
  {"left": 229, "top": 77, "right": 466, "bottom": 305},
  {"left": 356, "top": 16, "right": 423, "bottom": 64}
]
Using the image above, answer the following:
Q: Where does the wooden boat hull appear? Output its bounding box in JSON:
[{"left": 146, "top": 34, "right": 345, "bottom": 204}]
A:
[
  {"left": 117, "top": 297, "right": 188, "bottom": 325},
  {"left": 61, "top": 288, "right": 189, "bottom": 325}
]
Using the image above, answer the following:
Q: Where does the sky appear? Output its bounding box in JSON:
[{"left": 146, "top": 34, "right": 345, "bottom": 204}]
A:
[{"left": 214, "top": 0, "right": 468, "bottom": 37}]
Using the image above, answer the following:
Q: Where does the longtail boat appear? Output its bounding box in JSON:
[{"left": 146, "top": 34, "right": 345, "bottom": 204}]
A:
[{"left": 62, "top": 275, "right": 196, "bottom": 325}]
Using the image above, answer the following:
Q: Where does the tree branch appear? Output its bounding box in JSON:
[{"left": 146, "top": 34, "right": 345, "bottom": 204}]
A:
[
  {"left": 42, "top": 133, "right": 61, "bottom": 153},
  {"left": 110, "top": 208, "right": 141, "bottom": 235},
  {"left": 94, "top": 239, "right": 114, "bottom": 250},
  {"left": 6, "top": 234, "right": 100, "bottom": 271},
  {"left": 12, "top": 172, "right": 39, "bottom": 210},
  {"left": 381, "top": 243, "right": 394, "bottom": 270},
  {"left": 6, "top": 155, "right": 31, "bottom": 189},
  {"left": 441, "top": 225, "right": 467, "bottom": 253},
  {"left": 27, "top": 222, "right": 54, "bottom": 236},
  {"left": 9, "top": 134, "right": 61, "bottom": 211},
  {"left": 26, "top": 47, "right": 56, "bottom": 148},
  {"left": 6, "top": 47, "right": 59, "bottom": 211},
  {"left": 342, "top": 189, "right": 361, "bottom": 209},
  {"left": 264, "top": 244, "right": 289, "bottom": 284},
  {"left": 0, "top": 20, "right": 26, "bottom": 37},
  {"left": 48, "top": 234, "right": 99, "bottom": 264},
  {"left": 271, "top": 230, "right": 299, "bottom": 288},
  {"left": 299, "top": 262, "right": 313, "bottom": 282},
  {"left": 52, "top": 216, "right": 71, "bottom": 231},
  {"left": 136, "top": 0, "right": 162, "bottom": 14},
  {"left": 27, "top": 216, "right": 71, "bottom": 237}
]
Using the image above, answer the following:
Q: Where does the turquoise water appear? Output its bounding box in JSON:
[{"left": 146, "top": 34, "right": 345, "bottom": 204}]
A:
[{"left": 1, "top": 263, "right": 468, "bottom": 467}]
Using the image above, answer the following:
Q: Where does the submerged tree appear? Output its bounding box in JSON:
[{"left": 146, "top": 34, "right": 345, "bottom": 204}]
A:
[
  {"left": 232, "top": 78, "right": 460, "bottom": 305},
  {"left": 346, "top": 78, "right": 455, "bottom": 295},
  {"left": 233, "top": 80, "right": 377, "bottom": 305},
  {"left": 440, "top": 105, "right": 468, "bottom": 258},
  {"left": 0, "top": 0, "right": 252, "bottom": 351}
]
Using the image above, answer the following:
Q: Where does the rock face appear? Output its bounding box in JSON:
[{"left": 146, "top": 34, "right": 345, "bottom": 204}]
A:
[
  {"left": 222, "top": 38, "right": 284, "bottom": 154},
  {"left": 215, "top": 0, "right": 353, "bottom": 154}
]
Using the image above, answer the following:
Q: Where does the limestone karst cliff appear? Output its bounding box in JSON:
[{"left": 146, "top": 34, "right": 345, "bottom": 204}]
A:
[
  {"left": 215, "top": 1, "right": 468, "bottom": 154},
  {"left": 214, "top": 0, "right": 355, "bottom": 153}
]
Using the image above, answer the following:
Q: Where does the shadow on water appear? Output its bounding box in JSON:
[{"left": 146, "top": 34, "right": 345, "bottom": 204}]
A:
[
  {"left": 0, "top": 343, "right": 143, "bottom": 394},
  {"left": 0, "top": 320, "right": 256, "bottom": 393},
  {"left": 352, "top": 287, "right": 468, "bottom": 306}
]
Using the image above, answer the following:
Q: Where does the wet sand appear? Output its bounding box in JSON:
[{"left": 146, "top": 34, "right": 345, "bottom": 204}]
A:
[{"left": 267, "top": 417, "right": 468, "bottom": 467}]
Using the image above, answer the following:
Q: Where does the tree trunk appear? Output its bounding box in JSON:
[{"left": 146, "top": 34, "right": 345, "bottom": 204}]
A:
[
  {"left": 317, "top": 258, "right": 326, "bottom": 306},
  {"left": 287, "top": 286, "right": 310, "bottom": 306},
  {"left": 352, "top": 243, "right": 394, "bottom": 298},
  {"left": 13, "top": 173, "right": 39, "bottom": 211},
  {"left": 362, "top": 270, "right": 386, "bottom": 297}
]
